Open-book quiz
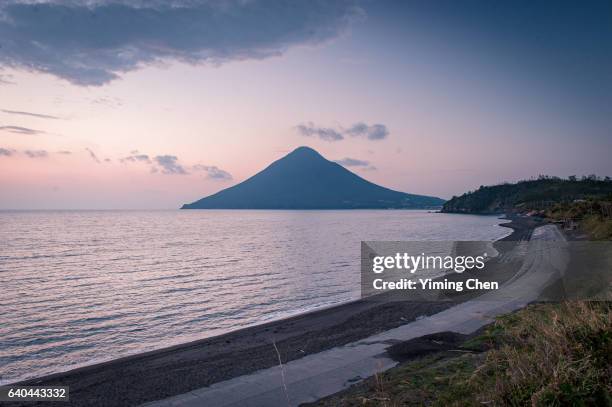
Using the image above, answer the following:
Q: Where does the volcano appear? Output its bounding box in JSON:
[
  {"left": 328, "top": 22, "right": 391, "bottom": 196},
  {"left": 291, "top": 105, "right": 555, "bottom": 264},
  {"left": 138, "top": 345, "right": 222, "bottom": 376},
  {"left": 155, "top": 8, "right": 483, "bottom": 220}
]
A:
[{"left": 181, "top": 147, "right": 444, "bottom": 209}]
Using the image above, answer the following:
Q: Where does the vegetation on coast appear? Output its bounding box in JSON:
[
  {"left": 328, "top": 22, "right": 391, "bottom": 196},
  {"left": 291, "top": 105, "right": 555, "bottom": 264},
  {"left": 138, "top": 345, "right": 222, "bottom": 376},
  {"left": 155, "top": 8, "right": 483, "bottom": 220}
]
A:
[
  {"left": 546, "top": 198, "right": 612, "bottom": 240},
  {"left": 442, "top": 175, "right": 612, "bottom": 240},
  {"left": 310, "top": 302, "right": 611, "bottom": 407},
  {"left": 441, "top": 176, "right": 612, "bottom": 215}
]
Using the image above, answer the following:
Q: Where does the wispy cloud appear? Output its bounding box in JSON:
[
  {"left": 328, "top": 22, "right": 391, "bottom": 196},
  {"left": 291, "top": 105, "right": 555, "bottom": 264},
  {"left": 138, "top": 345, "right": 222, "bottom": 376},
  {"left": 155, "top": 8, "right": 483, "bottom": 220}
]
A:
[
  {"left": 295, "top": 122, "right": 390, "bottom": 142},
  {"left": 120, "top": 152, "right": 151, "bottom": 164},
  {"left": 345, "top": 123, "right": 389, "bottom": 140},
  {"left": 24, "top": 149, "right": 48, "bottom": 158},
  {"left": 1, "top": 109, "right": 60, "bottom": 120},
  {"left": 192, "top": 164, "right": 233, "bottom": 181},
  {"left": 0, "top": 1, "right": 361, "bottom": 86},
  {"left": 0, "top": 148, "right": 74, "bottom": 158},
  {"left": 0, "top": 147, "right": 16, "bottom": 156},
  {"left": 0, "top": 125, "right": 44, "bottom": 135},
  {"left": 154, "top": 155, "right": 187, "bottom": 174},
  {"left": 334, "top": 157, "right": 377, "bottom": 171},
  {"left": 121, "top": 150, "right": 229, "bottom": 179},
  {"left": 0, "top": 73, "right": 15, "bottom": 85},
  {"left": 334, "top": 157, "right": 370, "bottom": 167},
  {"left": 90, "top": 96, "right": 123, "bottom": 108},
  {"left": 295, "top": 122, "right": 344, "bottom": 142},
  {"left": 85, "top": 148, "right": 101, "bottom": 164}
]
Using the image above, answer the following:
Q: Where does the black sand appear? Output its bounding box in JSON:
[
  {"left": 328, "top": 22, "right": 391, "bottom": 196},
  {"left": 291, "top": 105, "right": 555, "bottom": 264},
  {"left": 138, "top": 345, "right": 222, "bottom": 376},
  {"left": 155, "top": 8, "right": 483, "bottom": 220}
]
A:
[{"left": 4, "top": 215, "right": 540, "bottom": 407}]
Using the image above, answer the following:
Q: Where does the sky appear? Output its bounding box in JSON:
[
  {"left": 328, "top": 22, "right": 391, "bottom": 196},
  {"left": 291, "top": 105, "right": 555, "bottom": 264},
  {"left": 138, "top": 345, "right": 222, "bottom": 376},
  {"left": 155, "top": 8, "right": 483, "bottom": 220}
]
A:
[{"left": 1, "top": 0, "right": 611, "bottom": 209}]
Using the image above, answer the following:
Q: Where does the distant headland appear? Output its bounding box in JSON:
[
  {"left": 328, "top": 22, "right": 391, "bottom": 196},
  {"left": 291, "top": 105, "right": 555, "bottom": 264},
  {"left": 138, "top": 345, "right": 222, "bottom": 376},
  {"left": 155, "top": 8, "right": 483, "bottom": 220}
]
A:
[
  {"left": 181, "top": 147, "right": 445, "bottom": 209},
  {"left": 441, "top": 175, "right": 612, "bottom": 214}
]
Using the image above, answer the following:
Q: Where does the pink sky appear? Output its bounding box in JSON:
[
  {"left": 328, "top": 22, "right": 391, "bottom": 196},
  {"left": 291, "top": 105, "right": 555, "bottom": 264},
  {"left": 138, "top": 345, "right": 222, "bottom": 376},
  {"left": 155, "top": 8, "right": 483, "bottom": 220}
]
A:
[{"left": 1, "top": 1, "right": 610, "bottom": 209}]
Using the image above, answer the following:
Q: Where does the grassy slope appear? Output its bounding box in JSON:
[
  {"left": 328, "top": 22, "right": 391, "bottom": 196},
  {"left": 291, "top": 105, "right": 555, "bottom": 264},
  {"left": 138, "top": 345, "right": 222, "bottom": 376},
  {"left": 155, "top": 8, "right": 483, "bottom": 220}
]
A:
[
  {"left": 308, "top": 302, "right": 611, "bottom": 407},
  {"left": 546, "top": 199, "right": 612, "bottom": 240},
  {"left": 581, "top": 216, "right": 612, "bottom": 240}
]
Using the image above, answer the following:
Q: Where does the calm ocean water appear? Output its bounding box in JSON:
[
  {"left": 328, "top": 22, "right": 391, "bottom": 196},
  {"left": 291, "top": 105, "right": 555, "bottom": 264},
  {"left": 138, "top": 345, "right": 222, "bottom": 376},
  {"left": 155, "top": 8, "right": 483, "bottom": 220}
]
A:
[{"left": 0, "top": 210, "right": 510, "bottom": 383}]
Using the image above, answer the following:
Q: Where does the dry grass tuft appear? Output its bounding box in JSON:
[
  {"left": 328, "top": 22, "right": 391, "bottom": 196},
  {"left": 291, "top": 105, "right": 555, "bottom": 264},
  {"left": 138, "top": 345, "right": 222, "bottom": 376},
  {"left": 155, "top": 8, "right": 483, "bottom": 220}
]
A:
[
  {"left": 472, "top": 302, "right": 611, "bottom": 406},
  {"left": 309, "top": 302, "right": 611, "bottom": 407}
]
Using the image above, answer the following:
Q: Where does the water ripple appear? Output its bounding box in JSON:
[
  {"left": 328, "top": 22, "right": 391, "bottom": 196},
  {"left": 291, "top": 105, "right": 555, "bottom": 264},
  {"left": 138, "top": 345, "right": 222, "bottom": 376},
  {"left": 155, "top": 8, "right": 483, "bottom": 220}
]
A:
[{"left": 0, "top": 209, "right": 510, "bottom": 384}]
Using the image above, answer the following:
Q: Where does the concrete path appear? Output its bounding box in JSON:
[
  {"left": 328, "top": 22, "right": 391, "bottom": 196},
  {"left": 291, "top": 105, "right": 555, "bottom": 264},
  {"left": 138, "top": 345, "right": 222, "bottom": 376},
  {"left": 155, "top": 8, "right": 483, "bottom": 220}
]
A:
[{"left": 142, "top": 225, "right": 567, "bottom": 407}]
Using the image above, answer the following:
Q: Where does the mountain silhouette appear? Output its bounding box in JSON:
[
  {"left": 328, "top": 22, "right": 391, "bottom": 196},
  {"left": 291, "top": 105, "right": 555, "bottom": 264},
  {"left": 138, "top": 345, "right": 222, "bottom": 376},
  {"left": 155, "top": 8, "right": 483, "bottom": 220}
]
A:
[{"left": 181, "top": 147, "right": 445, "bottom": 209}]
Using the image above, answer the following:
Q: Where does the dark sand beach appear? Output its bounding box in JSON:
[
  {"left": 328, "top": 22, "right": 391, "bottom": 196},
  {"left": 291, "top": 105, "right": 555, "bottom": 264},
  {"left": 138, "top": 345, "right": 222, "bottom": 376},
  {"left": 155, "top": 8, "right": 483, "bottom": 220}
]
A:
[{"left": 6, "top": 215, "right": 542, "bottom": 407}]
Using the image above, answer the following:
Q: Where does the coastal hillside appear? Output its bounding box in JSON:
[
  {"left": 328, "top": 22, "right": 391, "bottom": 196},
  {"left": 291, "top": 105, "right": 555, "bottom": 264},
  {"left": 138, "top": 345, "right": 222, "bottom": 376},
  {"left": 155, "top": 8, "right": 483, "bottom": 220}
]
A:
[
  {"left": 182, "top": 147, "right": 445, "bottom": 209},
  {"left": 442, "top": 176, "right": 612, "bottom": 214}
]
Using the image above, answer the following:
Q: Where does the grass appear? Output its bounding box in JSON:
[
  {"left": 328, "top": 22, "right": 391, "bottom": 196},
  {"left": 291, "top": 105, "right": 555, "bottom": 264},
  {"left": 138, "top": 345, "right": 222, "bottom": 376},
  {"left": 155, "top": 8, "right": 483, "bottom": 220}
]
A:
[
  {"left": 311, "top": 352, "right": 484, "bottom": 407},
  {"left": 470, "top": 302, "right": 611, "bottom": 406},
  {"left": 309, "top": 302, "right": 611, "bottom": 407},
  {"left": 581, "top": 216, "right": 612, "bottom": 240},
  {"left": 545, "top": 198, "right": 612, "bottom": 240}
]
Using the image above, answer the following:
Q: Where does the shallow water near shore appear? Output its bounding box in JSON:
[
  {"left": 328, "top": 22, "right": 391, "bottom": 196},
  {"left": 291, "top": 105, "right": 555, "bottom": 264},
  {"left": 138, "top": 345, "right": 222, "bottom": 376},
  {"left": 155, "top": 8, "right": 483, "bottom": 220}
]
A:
[{"left": 0, "top": 210, "right": 510, "bottom": 383}]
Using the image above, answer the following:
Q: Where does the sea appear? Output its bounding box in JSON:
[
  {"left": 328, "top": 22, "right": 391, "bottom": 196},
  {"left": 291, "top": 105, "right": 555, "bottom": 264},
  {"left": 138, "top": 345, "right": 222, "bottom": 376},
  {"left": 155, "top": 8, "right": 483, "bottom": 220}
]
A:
[{"left": 0, "top": 210, "right": 510, "bottom": 384}]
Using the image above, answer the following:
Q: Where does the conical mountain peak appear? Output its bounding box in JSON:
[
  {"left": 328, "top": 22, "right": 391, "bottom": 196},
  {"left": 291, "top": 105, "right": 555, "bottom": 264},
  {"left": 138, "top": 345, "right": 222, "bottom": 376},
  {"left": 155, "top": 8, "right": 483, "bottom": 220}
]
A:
[{"left": 182, "top": 148, "right": 444, "bottom": 209}]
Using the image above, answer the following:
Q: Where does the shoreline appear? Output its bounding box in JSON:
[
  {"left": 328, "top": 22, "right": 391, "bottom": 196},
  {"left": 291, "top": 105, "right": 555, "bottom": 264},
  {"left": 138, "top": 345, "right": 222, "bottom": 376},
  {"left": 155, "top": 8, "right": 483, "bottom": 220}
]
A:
[{"left": 8, "top": 215, "right": 541, "bottom": 407}]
